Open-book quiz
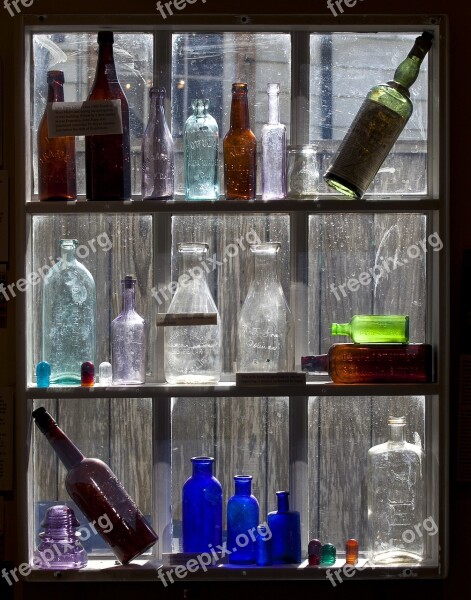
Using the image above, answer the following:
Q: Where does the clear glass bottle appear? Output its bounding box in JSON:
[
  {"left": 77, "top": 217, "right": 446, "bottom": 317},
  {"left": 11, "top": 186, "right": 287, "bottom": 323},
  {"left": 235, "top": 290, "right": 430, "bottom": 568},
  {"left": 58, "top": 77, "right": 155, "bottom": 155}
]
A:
[
  {"left": 111, "top": 275, "right": 146, "bottom": 385},
  {"left": 164, "top": 243, "right": 221, "bottom": 384},
  {"left": 42, "top": 239, "right": 96, "bottom": 385},
  {"left": 184, "top": 99, "right": 219, "bottom": 200},
  {"left": 267, "top": 491, "right": 301, "bottom": 564},
  {"left": 142, "top": 87, "right": 175, "bottom": 200},
  {"left": 261, "top": 83, "right": 287, "bottom": 200},
  {"left": 287, "top": 145, "right": 319, "bottom": 199},
  {"left": 238, "top": 243, "right": 293, "bottom": 372},
  {"left": 32, "top": 505, "right": 88, "bottom": 570},
  {"left": 85, "top": 31, "right": 131, "bottom": 200},
  {"left": 331, "top": 315, "right": 409, "bottom": 343},
  {"left": 227, "top": 475, "right": 259, "bottom": 564},
  {"left": 32, "top": 407, "right": 158, "bottom": 564},
  {"left": 324, "top": 32, "right": 433, "bottom": 199},
  {"left": 37, "top": 70, "right": 76, "bottom": 201},
  {"left": 367, "top": 416, "right": 425, "bottom": 564},
  {"left": 223, "top": 83, "right": 257, "bottom": 200},
  {"left": 182, "top": 456, "right": 223, "bottom": 553}
]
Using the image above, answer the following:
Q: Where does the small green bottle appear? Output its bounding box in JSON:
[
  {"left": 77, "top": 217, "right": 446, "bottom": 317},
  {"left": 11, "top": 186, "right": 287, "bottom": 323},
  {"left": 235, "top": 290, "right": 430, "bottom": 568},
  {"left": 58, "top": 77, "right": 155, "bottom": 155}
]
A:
[{"left": 331, "top": 315, "right": 409, "bottom": 343}]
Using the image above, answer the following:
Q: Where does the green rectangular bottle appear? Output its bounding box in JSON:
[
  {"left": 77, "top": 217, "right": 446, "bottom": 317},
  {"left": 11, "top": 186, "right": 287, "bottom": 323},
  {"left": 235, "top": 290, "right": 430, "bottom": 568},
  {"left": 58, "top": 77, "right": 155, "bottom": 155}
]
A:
[{"left": 331, "top": 315, "right": 409, "bottom": 343}]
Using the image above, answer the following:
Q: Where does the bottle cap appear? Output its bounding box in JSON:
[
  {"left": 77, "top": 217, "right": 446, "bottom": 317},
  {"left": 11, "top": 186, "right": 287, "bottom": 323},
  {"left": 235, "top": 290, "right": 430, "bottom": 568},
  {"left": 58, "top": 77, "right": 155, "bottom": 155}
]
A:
[{"left": 98, "top": 31, "right": 114, "bottom": 44}]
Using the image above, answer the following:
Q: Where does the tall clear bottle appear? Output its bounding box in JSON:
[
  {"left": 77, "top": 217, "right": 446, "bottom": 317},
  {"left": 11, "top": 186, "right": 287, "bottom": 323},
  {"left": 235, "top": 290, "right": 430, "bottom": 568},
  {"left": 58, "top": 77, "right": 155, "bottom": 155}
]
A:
[
  {"left": 324, "top": 32, "right": 433, "bottom": 198},
  {"left": 367, "top": 416, "right": 425, "bottom": 564},
  {"left": 111, "top": 275, "right": 146, "bottom": 385},
  {"left": 85, "top": 31, "right": 131, "bottom": 200},
  {"left": 184, "top": 99, "right": 219, "bottom": 200},
  {"left": 142, "top": 87, "right": 174, "bottom": 200},
  {"left": 261, "top": 83, "right": 287, "bottom": 200},
  {"left": 37, "top": 70, "right": 76, "bottom": 201},
  {"left": 238, "top": 243, "right": 293, "bottom": 372},
  {"left": 42, "top": 239, "right": 96, "bottom": 384},
  {"left": 164, "top": 243, "right": 221, "bottom": 383},
  {"left": 223, "top": 83, "right": 257, "bottom": 200}
]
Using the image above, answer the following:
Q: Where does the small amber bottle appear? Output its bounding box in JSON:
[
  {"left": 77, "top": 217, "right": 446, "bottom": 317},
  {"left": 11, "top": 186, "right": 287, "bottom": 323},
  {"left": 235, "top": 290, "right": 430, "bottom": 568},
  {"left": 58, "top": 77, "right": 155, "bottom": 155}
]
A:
[
  {"left": 223, "top": 83, "right": 257, "bottom": 200},
  {"left": 302, "top": 343, "right": 432, "bottom": 383}
]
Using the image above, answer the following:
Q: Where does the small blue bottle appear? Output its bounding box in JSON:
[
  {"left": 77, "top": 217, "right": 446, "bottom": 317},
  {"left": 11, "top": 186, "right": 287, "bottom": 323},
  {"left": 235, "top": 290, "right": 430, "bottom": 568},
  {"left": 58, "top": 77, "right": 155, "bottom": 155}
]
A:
[
  {"left": 267, "top": 490, "right": 301, "bottom": 564},
  {"left": 227, "top": 475, "right": 259, "bottom": 564},
  {"left": 36, "top": 361, "right": 51, "bottom": 388},
  {"left": 182, "top": 456, "right": 222, "bottom": 553},
  {"left": 256, "top": 523, "right": 272, "bottom": 566}
]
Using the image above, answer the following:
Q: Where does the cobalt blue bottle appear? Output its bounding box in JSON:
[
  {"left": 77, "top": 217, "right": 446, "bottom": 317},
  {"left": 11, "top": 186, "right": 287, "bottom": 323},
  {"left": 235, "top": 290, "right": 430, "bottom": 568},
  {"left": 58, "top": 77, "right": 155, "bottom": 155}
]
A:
[
  {"left": 227, "top": 475, "right": 259, "bottom": 564},
  {"left": 267, "top": 491, "right": 301, "bottom": 564},
  {"left": 182, "top": 457, "right": 222, "bottom": 553}
]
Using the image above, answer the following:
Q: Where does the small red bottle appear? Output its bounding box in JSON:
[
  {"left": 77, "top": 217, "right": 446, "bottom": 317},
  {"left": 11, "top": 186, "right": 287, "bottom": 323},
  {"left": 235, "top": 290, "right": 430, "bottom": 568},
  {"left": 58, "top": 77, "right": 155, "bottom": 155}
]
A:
[{"left": 32, "top": 407, "right": 158, "bottom": 563}]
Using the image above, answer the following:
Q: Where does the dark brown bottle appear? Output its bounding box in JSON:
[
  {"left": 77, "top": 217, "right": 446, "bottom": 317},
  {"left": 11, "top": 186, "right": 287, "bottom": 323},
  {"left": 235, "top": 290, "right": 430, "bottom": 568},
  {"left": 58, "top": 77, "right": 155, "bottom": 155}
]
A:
[
  {"left": 85, "top": 31, "right": 131, "bottom": 200},
  {"left": 223, "top": 83, "right": 257, "bottom": 200},
  {"left": 37, "top": 70, "right": 76, "bottom": 201},
  {"left": 301, "top": 343, "right": 432, "bottom": 383},
  {"left": 32, "top": 407, "right": 158, "bottom": 564}
]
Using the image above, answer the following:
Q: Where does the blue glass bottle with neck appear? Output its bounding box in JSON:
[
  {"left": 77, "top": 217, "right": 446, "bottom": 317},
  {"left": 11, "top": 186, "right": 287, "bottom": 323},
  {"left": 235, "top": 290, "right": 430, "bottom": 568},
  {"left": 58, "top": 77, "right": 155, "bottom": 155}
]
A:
[
  {"left": 227, "top": 475, "right": 259, "bottom": 564},
  {"left": 267, "top": 490, "right": 301, "bottom": 564},
  {"left": 182, "top": 456, "right": 222, "bottom": 553}
]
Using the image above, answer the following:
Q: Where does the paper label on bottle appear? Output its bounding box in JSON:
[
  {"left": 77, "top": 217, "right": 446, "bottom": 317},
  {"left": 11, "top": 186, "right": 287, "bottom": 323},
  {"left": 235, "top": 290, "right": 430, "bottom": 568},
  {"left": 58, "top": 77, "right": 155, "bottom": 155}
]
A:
[
  {"left": 156, "top": 313, "right": 218, "bottom": 326},
  {"left": 236, "top": 372, "right": 306, "bottom": 386},
  {"left": 326, "top": 98, "right": 406, "bottom": 196},
  {"left": 0, "top": 388, "right": 13, "bottom": 491},
  {"left": 47, "top": 100, "right": 123, "bottom": 137}
]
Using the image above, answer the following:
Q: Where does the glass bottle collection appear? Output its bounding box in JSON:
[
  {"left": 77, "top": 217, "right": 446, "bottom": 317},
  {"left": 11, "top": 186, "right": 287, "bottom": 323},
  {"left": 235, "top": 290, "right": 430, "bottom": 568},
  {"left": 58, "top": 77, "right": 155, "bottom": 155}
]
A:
[
  {"left": 37, "top": 31, "right": 431, "bottom": 201},
  {"left": 32, "top": 30, "right": 434, "bottom": 573}
]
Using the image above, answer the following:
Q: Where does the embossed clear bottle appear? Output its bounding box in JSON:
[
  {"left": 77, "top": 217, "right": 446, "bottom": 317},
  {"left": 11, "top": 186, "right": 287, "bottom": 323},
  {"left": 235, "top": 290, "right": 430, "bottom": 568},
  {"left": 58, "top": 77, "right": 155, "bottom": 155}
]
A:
[
  {"left": 367, "top": 416, "right": 425, "bottom": 564},
  {"left": 261, "top": 83, "right": 287, "bottom": 200},
  {"left": 184, "top": 99, "right": 219, "bottom": 200},
  {"left": 237, "top": 243, "right": 293, "bottom": 372},
  {"left": 164, "top": 243, "right": 221, "bottom": 383}
]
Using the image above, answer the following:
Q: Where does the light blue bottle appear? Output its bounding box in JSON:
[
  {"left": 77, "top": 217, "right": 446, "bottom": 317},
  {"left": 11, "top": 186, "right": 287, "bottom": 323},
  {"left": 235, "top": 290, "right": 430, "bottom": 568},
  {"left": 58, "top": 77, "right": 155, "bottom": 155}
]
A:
[
  {"left": 42, "top": 239, "right": 96, "bottom": 385},
  {"left": 227, "top": 475, "right": 259, "bottom": 564},
  {"left": 184, "top": 99, "right": 219, "bottom": 200}
]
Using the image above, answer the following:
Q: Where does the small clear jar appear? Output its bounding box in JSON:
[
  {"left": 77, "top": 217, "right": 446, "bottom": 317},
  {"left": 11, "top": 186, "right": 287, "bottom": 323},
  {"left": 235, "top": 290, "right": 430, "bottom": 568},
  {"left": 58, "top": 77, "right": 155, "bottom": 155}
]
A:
[{"left": 287, "top": 145, "right": 319, "bottom": 199}]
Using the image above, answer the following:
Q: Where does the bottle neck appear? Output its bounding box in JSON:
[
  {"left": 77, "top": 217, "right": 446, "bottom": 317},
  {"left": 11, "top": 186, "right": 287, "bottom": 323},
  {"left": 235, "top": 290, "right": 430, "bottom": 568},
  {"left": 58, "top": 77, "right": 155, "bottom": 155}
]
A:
[
  {"left": 95, "top": 41, "right": 118, "bottom": 84},
  {"left": 180, "top": 252, "right": 208, "bottom": 283},
  {"left": 33, "top": 410, "right": 84, "bottom": 471},
  {"left": 388, "top": 423, "right": 405, "bottom": 443},
  {"left": 253, "top": 252, "right": 279, "bottom": 287},
  {"left": 191, "top": 458, "right": 214, "bottom": 477},
  {"left": 268, "top": 91, "right": 280, "bottom": 125},
  {"left": 234, "top": 477, "right": 252, "bottom": 496},
  {"left": 392, "top": 35, "right": 431, "bottom": 91},
  {"left": 149, "top": 92, "right": 166, "bottom": 122},
  {"left": 47, "top": 79, "right": 65, "bottom": 103},
  {"left": 331, "top": 323, "right": 350, "bottom": 337},
  {"left": 276, "top": 492, "right": 290, "bottom": 513},
  {"left": 230, "top": 90, "right": 250, "bottom": 130},
  {"left": 60, "top": 245, "right": 76, "bottom": 264},
  {"left": 122, "top": 282, "right": 136, "bottom": 312}
]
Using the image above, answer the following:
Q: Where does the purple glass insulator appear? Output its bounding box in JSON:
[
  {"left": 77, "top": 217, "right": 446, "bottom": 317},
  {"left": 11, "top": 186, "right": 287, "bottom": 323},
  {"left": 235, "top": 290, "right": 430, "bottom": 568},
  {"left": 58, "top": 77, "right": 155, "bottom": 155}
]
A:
[{"left": 32, "top": 505, "right": 87, "bottom": 570}]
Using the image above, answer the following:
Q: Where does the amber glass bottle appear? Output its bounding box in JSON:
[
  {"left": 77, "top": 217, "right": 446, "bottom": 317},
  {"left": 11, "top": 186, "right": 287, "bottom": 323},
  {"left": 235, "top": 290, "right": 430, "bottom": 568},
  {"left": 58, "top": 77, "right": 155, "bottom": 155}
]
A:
[
  {"left": 85, "top": 31, "right": 131, "bottom": 200},
  {"left": 37, "top": 71, "right": 76, "bottom": 201},
  {"left": 32, "top": 407, "right": 158, "bottom": 564},
  {"left": 223, "top": 83, "right": 257, "bottom": 200}
]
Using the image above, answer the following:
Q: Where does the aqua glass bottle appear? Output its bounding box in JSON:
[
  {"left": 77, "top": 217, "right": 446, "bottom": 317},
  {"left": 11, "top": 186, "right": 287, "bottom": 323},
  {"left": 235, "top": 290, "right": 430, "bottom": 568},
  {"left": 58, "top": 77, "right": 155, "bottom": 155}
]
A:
[
  {"left": 331, "top": 315, "right": 409, "bottom": 343},
  {"left": 182, "top": 456, "right": 223, "bottom": 553},
  {"left": 367, "top": 416, "right": 425, "bottom": 564},
  {"left": 142, "top": 87, "right": 175, "bottom": 200},
  {"left": 227, "top": 475, "right": 259, "bottom": 564},
  {"left": 184, "top": 99, "right": 219, "bottom": 200},
  {"left": 111, "top": 275, "right": 146, "bottom": 385},
  {"left": 267, "top": 491, "right": 301, "bottom": 564},
  {"left": 42, "top": 239, "right": 96, "bottom": 384},
  {"left": 261, "top": 83, "right": 287, "bottom": 200}
]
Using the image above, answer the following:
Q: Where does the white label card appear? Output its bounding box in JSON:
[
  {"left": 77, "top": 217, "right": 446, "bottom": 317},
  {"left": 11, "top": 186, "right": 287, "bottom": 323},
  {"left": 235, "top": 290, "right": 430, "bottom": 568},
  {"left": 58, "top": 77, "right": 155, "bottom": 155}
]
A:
[
  {"left": 156, "top": 313, "right": 218, "bottom": 326},
  {"left": 47, "top": 100, "right": 123, "bottom": 137}
]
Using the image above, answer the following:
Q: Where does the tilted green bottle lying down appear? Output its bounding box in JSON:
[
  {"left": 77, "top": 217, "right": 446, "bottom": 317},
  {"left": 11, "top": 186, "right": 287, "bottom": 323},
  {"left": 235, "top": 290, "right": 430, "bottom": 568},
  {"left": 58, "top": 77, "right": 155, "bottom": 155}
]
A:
[{"left": 331, "top": 315, "right": 409, "bottom": 343}]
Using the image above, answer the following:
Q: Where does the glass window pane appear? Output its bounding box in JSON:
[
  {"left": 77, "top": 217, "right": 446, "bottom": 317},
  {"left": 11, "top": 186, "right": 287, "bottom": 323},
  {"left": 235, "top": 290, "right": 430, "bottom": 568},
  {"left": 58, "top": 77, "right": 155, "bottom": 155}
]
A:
[
  {"left": 32, "top": 33, "right": 154, "bottom": 197},
  {"left": 170, "top": 396, "right": 289, "bottom": 553},
  {"left": 310, "top": 33, "right": 429, "bottom": 196},
  {"left": 172, "top": 33, "right": 291, "bottom": 196},
  {"left": 308, "top": 213, "right": 428, "bottom": 355}
]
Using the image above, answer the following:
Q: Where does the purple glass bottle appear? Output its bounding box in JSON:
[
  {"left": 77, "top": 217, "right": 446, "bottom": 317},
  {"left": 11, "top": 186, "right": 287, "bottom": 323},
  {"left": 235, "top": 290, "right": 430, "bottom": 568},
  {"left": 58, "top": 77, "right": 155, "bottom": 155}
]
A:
[
  {"left": 32, "top": 505, "right": 87, "bottom": 570},
  {"left": 141, "top": 87, "right": 175, "bottom": 200},
  {"left": 111, "top": 275, "right": 146, "bottom": 385}
]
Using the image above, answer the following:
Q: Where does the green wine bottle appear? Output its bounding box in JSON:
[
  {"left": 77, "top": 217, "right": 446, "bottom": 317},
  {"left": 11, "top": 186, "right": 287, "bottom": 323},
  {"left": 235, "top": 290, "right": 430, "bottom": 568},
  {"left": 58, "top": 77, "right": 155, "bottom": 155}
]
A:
[
  {"left": 324, "top": 32, "right": 433, "bottom": 199},
  {"left": 331, "top": 315, "right": 409, "bottom": 343}
]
